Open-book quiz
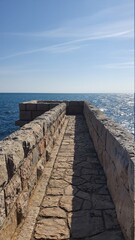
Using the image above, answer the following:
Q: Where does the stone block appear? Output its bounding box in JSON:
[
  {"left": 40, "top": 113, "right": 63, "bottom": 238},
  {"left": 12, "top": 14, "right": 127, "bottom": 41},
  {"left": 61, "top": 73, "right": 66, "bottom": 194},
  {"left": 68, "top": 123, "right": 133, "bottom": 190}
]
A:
[
  {"left": 34, "top": 218, "right": 70, "bottom": 239},
  {"left": 1, "top": 140, "right": 24, "bottom": 179},
  {"left": 37, "top": 157, "right": 45, "bottom": 179},
  {"left": 31, "top": 111, "right": 45, "bottom": 120},
  {"left": 118, "top": 194, "right": 134, "bottom": 240},
  {"left": 67, "top": 101, "right": 83, "bottom": 115},
  {"left": 20, "top": 111, "right": 31, "bottom": 120},
  {"left": 68, "top": 210, "right": 104, "bottom": 238},
  {"left": 27, "top": 166, "right": 37, "bottom": 195},
  {"left": 128, "top": 158, "right": 134, "bottom": 202},
  {"left": 15, "top": 120, "right": 29, "bottom": 127},
  {"left": 0, "top": 154, "right": 8, "bottom": 187},
  {"left": 37, "top": 103, "right": 50, "bottom": 111},
  {"left": 38, "top": 139, "right": 45, "bottom": 156},
  {"left": 19, "top": 103, "right": 26, "bottom": 111},
  {"left": 5, "top": 174, "right": 22, "bottom": 214},
  {"left": 26, "top": 103, "right": 37, "bottom": 111},
  {"left": 0, "top": 205, "right": 17, "bottom": 240},
  {"left": 7, "top": 128, "right": 36, "bottom": 158},
  {"left": 16, "top": 190, "right": 29, "bottom": 224},
  {"left": 0, "top": 190, "right": 6, "bottom": 227},
  {"left": 23, "top": 121, "right": 43, "bottom": 143},
  {"left": 20, "top": 154, "right": 32, "bottom": 189},
  {"left": 32, "top": 146, "right": 39, "bottom": 164},
  {"left": 50, "top": 103, "right": 59, "bottom": 110}
]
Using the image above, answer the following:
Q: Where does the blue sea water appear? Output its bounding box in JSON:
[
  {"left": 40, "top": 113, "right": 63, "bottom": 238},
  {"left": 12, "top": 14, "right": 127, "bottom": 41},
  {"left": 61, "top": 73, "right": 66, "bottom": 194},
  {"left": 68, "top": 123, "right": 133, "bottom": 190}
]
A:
[{"left": 0, "top": 93, "right": 134, "bottom": 141}]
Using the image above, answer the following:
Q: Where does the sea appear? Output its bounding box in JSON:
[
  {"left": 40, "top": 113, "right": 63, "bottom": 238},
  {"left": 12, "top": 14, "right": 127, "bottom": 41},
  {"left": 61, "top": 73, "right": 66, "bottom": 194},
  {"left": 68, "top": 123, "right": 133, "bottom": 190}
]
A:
[{"left": 0, "top": 93, "right": 134, "bottom": 141}]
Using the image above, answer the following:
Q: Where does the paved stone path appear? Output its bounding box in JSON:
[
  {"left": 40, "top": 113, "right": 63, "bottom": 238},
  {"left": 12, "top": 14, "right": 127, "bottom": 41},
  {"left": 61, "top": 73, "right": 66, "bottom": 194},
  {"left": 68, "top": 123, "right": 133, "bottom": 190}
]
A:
[
  {"left": 12, "top": 116, "right": 124, "bottom": 240},
  {"left": 31, "top": 116, "right": 124, "bottom": 240}
]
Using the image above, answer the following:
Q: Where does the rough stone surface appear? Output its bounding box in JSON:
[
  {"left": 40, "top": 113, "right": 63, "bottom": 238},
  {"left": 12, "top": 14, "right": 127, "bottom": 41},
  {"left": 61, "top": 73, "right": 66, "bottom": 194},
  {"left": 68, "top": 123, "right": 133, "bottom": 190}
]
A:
[
  {"left": 68, "top": 210, "right": 104, "bottom": 238},
  {"left": 5, "top": 174, "right": 22, "bottom": 214},
  {"left": 32, "top": 116, "right": 124, "bottom": 240},
  {"left": 20, "top": 154, "right": 32, "bottom": 189},
  {"left": 0, "top": 154, "right": 8, "bottom": 187},
  {"left": 0, "top": 190, "right": 6, "bottom": 227},
  {"left": 39, "top": 207, "right": 66, "bottom": 218},
  {"left": 16, "top": 191, "right": 29, "bottom": 224},
  {"left": 34, "top": 218, "right": 70, "bottom": 239},
  {"left": 0, "top": 106, "right": 127, "bottom": 240},
  {"left": 84, "top": 101, "right": 134, "bottom": 240}
]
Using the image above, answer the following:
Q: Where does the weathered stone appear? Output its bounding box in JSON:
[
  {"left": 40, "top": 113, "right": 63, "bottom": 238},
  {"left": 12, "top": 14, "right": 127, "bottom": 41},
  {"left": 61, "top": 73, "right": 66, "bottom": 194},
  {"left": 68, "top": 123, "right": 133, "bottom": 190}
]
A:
[
  {"left": 40, "top": 207, "right": 66, "bottom": 218},
  {"left": 42, "top": 196, "right": 60, "bottom": 208},
  {"left": 49, "top": 179, "right": 69, "bottom": 188},
  {"left": 78, "top": 182, "right": 102, "bottom": 193},
  {"left": 38, "top": 139, "right": 45, "bottom": 156},
  {"left": 84, "top": 102, "right": 134, "bottom": 240},
  {"left": 46, "top": 187, "right": 64, "bottom": 196},
  {"left": 0, "top": 154, "right": 8, "bottom": 187},
  {"left": 0, "top": 190, "right": 6, "bottom": 227},
  {"left": 16, "top": 191, "right": 29, "bottom": 224},
  {"left": 6, "top": 129, "right": 36, "bottom": 157},
  {"left": 27, "top": 166, "right": 37, "bottom": 194},
  {"left": 37, "top": 158, "right": 45, "bottom": 179},
  {"left": 82, "top": 200, "right": 92, "bottom": 210},
  {"left": 92, "top": 194, "right": 114, "bottom": 210},
  {"left": 64, "top": 185, "right": 78, "bottom": 196},
  {"left": 23, "top": 122, "right": 43, "bottom": 143},
  {"left": 20, "top": 154, "right": 32, "bottom": 189},
  {"left": 64, "top": 175, "right": 73, "bottom": 184},
  {"left": 68, "top": 210, "right": 104, "bottom": 238},
  {"left": 5, "top": 174, "right": 22, "bottom": 214},
  {"left": 0, "top": 205, "right": 17, "bottom": 240},
  {"left": 75, "top": 190, "right": 91, "bottom": 201},
  {"left": 86, "top": 230, "right": 124, "bottom": 240},
  {"left": 20, "top": 110, "right": 31, "bottom": 120},
  {"left": 103, "top": 209, "right": 120, "bottom": 230},
  {"left": 54, "top": 161, "right": 72, "bottom": 169},
  {"left": 60, "top": 196, "right": 82, "bottom": 212},
  {"left": 32, "top": 146, "right": 39, "bottom": 164},
  {"left": 82, "top": 168, "right": 99, "bottom": 175},
  {"left": 34, "top": 218, "right": 69, "bottom": 239},
  {"left": 1, "top": 140, "right": 24, "bottom": 178}
]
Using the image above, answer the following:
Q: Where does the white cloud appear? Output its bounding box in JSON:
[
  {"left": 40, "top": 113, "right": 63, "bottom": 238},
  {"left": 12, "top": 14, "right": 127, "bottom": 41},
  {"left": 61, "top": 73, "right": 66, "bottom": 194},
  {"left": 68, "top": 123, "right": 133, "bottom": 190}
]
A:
[
  {"left": 0, "top": 2, "right": 133, "bottom": 59},
  {"left": 99, "top": 61, "right": 134, "bottom": 69}
]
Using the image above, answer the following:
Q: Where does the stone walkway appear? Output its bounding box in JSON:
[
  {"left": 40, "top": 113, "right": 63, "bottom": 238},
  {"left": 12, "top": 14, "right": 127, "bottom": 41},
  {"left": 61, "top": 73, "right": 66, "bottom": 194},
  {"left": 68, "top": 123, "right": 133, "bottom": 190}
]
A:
[
  {"left": 31, "top": 116, "right": 124, "bottom": 240},
  {"left": 12, "top": 115, "right": 124, "bottom": 240}
]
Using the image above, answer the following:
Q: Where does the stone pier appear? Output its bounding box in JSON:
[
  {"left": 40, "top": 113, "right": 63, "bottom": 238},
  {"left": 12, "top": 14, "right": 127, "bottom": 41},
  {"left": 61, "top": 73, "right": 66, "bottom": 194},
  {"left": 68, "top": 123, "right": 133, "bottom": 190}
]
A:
[{"left": 0, "top": 101, "right": 134, "bottom": 240}]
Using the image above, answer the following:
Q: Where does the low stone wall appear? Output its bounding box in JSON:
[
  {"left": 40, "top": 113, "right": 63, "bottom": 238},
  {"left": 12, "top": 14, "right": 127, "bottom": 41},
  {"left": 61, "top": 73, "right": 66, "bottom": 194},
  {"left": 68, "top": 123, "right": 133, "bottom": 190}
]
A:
[
  {"left": 83, "top": 102, "right": 134, "bottom": 240},
  {"left": 0, "top": 103, "right": 66, "bottom": 240},
  {"left": 16, "top": 101, "right": 60, "bottom": 126},
  {"left": 16, "top": 100, "right": 84, "bottom": 126}
]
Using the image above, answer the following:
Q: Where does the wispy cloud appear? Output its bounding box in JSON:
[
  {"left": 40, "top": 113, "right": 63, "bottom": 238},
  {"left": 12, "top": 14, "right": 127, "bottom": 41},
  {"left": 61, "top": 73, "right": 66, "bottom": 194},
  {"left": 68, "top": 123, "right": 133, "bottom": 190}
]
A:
[
  {"left": 0, "top": 66, "right": 56, "bottom": 75},
  {"left": 0, "top": 2, "right": 133, "bottom": 60},
  {"left": 0, "top": 1, "right": 133, "bottom": 39},
  {"left": 0, "top": 29, "right": 132, "bottom": 60},
  {"left": 99, "top": 61, "right": 134, "bottom": 69}
]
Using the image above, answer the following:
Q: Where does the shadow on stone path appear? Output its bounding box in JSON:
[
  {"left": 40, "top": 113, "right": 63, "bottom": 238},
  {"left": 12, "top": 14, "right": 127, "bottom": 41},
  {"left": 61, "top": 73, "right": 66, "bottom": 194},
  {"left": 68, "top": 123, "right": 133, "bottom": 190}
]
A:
[{"left": 32, "top": 116, "right": 124, "bottom": 240}]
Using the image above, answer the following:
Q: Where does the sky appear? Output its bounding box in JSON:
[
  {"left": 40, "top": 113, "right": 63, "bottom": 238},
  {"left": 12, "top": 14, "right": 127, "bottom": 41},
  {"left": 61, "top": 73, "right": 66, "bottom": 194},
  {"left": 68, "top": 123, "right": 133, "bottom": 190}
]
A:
[{"left": 0, "top": 0, "right": 134, "bottom": 93}]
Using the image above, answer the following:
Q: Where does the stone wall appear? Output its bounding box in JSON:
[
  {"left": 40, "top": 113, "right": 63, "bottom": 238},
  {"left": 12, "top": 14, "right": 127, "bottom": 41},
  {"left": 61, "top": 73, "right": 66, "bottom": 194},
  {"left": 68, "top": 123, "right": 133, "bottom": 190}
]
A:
[
  {"left": 16, "top": 100, "right": 84, "bottom": 126},
  {"left": 83, "top": 101, "right": 134, "bottom": 240},
  {"left": 16, "top": 101, "right": 60, "bottom": 126},
  {"left": 0, "top": 103, "right": 66, "bottom": 240}
]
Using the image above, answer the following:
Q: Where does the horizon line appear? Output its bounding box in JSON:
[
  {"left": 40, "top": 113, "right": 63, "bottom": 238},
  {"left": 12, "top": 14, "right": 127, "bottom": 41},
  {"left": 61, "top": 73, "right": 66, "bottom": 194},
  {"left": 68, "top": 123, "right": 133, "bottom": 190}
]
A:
[{"left": 0, "top": 92, "right": 133, "bottom": 94}]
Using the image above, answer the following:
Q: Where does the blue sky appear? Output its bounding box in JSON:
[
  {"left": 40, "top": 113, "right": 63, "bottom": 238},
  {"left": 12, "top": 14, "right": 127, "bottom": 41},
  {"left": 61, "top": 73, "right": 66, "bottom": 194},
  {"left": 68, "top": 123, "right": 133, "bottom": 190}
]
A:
[{"left": 0, "top": 0, "right": 134, "bottom": 93}]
